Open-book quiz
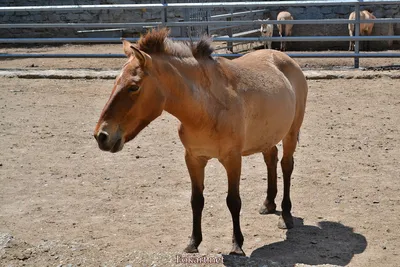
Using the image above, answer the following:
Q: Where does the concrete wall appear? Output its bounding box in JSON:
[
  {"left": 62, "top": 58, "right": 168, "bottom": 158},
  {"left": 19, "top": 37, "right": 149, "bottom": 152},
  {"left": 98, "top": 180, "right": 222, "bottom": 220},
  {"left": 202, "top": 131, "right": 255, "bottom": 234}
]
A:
[{"left": 1, "top": 0, "right": 399, "bottom": 50}]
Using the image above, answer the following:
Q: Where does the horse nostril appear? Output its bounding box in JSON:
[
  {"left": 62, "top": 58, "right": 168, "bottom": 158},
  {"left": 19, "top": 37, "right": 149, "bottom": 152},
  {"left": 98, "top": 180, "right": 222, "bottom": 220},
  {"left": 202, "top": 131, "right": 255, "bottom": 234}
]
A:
[{"left": 97, "top": 132, "right": 109, "bottom": 144}]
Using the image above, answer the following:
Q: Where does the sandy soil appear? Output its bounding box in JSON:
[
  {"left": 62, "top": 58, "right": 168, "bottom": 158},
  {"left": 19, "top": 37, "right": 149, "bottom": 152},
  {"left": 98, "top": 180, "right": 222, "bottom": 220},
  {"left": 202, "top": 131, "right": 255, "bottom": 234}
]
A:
[{"left": 0, "top": 47, "right": 400, "bottom": 267}]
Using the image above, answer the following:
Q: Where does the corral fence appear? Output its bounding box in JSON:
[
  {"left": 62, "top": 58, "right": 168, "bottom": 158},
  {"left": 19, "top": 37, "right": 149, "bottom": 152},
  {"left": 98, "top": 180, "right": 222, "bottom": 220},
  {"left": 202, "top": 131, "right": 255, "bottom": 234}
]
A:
[{"left": 1, "top": 0, "right": 400, "bottom": 68}]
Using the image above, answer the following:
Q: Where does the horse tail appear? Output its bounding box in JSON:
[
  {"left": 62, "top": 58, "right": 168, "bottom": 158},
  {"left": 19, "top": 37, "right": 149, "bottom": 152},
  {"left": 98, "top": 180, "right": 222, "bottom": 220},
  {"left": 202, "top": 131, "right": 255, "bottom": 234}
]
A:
[
  {"left": 281, "top": 24, "right": 286, "bottom": 37},
  {"left": 297, "top": 131, "right": 300, "bottom": 144}
]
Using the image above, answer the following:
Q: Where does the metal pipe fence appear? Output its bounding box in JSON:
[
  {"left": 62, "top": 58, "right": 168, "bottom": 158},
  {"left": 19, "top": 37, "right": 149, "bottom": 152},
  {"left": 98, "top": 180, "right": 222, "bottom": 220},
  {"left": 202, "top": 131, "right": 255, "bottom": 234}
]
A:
[
  {"left": 0, "top": 0, "right": 398, "bottom": 11},
  {"left": 0, "top": 52, "right": 396, "bottom": 59},
  {"left": 1, "top": 18, "right": 400, "bottom": 29},
  {"left": 1, "top": 36, "right": 399, "bottom": 43},
  {"left": 1, "top": 0, "right": 399, "bottom": 68}
]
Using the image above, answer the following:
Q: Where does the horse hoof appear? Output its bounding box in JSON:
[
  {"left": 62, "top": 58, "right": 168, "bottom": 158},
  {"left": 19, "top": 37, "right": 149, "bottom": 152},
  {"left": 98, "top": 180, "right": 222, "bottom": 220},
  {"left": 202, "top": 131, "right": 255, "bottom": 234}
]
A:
[
  {"left": 184, "top": 244, "right": 199, "bottom": 253},
  {"left": 229, "top": 248, "right": 246, "bottom": 257},
  {"left": 259, "top": 203, "right": 276, "bottom": 214},
  {"left": 278, "top": 213, "right": 294, "bottom": 229}
]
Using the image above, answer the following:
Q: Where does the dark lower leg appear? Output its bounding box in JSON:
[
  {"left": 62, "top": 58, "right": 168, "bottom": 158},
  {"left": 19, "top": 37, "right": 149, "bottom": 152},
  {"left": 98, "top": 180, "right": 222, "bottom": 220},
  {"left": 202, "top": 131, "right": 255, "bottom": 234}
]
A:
[
  {"left": 227, "top": 192, "right": 244, "bottom": 255},
  {"left": 260, "top": 146, "right": 278, "bottom": 214},
  {"left": 219, "top": 153, "right": 245, "bottom": 256},
  {"left": 279, "top": 156, "right": 294, "bottom": 229},
  {"left": 185, "top": 190, "right": 204, "bottom": 253},
  {"left": 184, "top": 153, "right": 207, "bottom": 253}
]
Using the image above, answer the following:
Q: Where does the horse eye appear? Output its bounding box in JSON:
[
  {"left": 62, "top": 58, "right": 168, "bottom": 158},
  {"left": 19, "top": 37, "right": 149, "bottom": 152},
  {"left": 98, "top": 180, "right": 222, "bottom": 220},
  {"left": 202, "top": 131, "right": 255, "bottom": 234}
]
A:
[{"left": 128, "top": 85, "right": 140, "bottom": 93}]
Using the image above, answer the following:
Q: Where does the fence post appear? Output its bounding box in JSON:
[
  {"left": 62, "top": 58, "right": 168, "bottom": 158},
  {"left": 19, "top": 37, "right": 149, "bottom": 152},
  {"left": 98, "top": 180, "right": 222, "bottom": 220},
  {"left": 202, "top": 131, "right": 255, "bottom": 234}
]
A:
[
  {"left": 206, "top": 9, "right": 211, "bottom": 35},
  {"left": 227, "top": 9, "right": 233, "bottom": 52},
  {"left": 183, "top": 7, "right": 190, "bottom": 37},
  {"left": 161, "top": 0, "right": 167, "bottom": 27},
  {"left": 354, "top": 1, "right": 360, "bottom": 68}
]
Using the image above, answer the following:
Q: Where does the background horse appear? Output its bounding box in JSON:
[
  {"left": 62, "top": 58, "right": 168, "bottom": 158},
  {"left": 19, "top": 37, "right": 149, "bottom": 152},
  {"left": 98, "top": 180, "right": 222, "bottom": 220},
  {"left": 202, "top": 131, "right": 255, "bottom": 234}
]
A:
[
  {"left": 94, "top": 28, "right": 308, "bottom": 256},
  {"left": 348, "top": 10, "right": 376, "bottom": 51},
  {"left": 260, "top": 18, "right": 274, "bottom": 49},
  {"left": 277, "top": 11, "right": 294, "bottom": 51}
]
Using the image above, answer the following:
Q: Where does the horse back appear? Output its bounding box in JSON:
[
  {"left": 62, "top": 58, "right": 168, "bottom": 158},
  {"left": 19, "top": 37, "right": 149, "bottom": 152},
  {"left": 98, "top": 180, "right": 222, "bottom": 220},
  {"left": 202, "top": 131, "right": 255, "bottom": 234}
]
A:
[
  {"left": 264, "top": 50, "right": 308, "bottom": 131},
  {"left": 230, "top": 50, "right": 308, "bottom": 152},
  {"left": 232, "top": 49, "right": 307, "bottom": 110},
  {"left": 348, "top": 10, "right": 375, "bottom": 35},
  {"left": 362, "top": 11, "right": 375, "bottom": 35}
]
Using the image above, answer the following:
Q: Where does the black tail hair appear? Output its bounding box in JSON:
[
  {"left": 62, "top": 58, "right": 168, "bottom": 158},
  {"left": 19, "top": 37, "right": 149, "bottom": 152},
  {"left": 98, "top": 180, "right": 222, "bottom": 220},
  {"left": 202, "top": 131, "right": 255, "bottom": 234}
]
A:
[{"left": 281, "top": 24, "right": 286, "bottom": 37}]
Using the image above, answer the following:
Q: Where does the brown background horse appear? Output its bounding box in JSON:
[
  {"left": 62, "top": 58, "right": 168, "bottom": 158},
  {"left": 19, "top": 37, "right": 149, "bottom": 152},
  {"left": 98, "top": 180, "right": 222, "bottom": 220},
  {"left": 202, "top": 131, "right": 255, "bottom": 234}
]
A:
[
  {"left": 94, "top": 28, "right": 308, "bottom": 256},
  {"left": 277, "top": 11, "right": 294, "bottom": 51},
  {"left": 348, "top": 10, "right": 376, "bottom": 51}
]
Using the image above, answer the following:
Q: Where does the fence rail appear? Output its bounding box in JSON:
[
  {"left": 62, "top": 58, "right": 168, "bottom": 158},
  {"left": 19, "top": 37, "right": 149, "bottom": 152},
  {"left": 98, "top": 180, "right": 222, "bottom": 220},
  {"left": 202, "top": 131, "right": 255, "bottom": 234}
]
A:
[
  {"left": 1, "top": 35, "right": 399, "bottom": 43},
  {"left": 1, "top": 18, "right": 400, "bottom": 29},
  {"left": 0, "top": 52, "right": 396, "bottom": 59},
  {"left": 1, "top": 0, "right": 400, "bottom": 68},
  {"left": 0, "top": 0, "right": 399, "bottom": 11}
]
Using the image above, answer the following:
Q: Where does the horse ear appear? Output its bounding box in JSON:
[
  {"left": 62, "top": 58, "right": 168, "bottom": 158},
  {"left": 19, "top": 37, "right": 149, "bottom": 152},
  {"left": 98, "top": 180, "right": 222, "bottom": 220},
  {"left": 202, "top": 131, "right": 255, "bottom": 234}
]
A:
[
  {"left": 131, "top": 45, "right": 152, "bottom": 69},
  {"left": 121, "top": 38, "right": 134, "bottom": 58}
]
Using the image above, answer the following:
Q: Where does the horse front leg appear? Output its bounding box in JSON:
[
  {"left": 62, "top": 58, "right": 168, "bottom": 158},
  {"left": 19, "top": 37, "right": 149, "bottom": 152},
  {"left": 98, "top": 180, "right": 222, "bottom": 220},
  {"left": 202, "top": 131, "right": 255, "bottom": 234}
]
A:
[
  {"left": 219, "top": 152, "right": 245, "bottom": 256},
  {"left": 184, "top": 151, "right": 208, "bottom": 253}
]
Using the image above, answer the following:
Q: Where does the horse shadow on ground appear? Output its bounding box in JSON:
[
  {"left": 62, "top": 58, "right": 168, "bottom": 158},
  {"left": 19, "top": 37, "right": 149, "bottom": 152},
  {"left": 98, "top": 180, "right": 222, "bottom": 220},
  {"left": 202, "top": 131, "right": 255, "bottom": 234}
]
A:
[{"left": 223, "top": 218, "right": 367, "bottom": 267}]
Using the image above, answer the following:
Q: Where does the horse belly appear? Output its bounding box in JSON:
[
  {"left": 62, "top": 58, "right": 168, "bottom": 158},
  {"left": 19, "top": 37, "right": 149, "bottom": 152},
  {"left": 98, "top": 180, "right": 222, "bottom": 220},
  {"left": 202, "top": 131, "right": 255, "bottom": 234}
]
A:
[
  {"left": 178, "top": 125, "right": 222, "bottom": 158},
  {"left": 242, "top": 92, "right": 296, "bottom": 155}
]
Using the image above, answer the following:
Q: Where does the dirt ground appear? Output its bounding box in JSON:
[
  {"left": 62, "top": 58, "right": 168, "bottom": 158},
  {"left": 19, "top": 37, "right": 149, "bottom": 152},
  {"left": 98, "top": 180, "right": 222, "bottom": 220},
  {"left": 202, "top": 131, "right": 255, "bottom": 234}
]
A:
[{"left": 0, "top": 46, "right": 400, "bottom": 267}]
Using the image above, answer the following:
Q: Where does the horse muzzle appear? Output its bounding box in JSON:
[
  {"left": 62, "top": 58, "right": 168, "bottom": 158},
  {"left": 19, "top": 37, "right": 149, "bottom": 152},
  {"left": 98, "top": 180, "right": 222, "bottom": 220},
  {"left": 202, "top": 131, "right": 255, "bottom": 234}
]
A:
[{"left": 94, "top": 130, "right": 124, "bottom": 153}]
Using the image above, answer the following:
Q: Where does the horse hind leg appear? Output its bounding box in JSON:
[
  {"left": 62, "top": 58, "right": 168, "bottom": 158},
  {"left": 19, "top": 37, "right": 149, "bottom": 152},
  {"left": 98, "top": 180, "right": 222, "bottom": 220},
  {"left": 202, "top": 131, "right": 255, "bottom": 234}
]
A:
[
  {"left": 349, "top": 30, "right": 354, "bottom": 51},
  {"left": 259, "top": 146, "right": 278, "bottom": 214},
  {"left": 278, "top": 130, "right": 299, "bottom": 230},
  {"left": 366, "top": 35, "right": 371, "bottom": 51},
  {"left": 267, "top": 40, "right": 272, "bottom": 50}
]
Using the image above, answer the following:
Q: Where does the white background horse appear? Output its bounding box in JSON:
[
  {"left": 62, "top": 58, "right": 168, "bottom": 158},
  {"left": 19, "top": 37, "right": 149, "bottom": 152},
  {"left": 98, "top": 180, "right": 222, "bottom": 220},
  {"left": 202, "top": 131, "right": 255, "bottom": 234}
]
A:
[{"left": 260, "top": 19, "right": 274, "bottom": 49}]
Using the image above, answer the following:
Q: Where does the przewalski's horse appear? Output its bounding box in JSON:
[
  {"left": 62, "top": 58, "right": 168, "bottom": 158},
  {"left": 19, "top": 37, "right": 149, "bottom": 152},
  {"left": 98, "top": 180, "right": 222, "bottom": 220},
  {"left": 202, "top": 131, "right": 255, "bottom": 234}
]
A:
[
  {"left": 260, "top": 18, "right": 274, "bottom": 49},
  {"left": 93, "top": 28, "right": 308, "bottom": 256},
  {"left": 277, "top": 11, "right": 294, "bottom": 51},
  {"left": 348, "top": 9, "right": 376, "bottom": 51}
]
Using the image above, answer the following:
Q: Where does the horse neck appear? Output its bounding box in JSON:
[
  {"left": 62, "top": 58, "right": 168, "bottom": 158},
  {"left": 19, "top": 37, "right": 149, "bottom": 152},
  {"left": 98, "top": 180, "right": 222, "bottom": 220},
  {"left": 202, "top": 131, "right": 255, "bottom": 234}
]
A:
[{"left": 153, "top": 56, "right": 222, "bottom": 128}]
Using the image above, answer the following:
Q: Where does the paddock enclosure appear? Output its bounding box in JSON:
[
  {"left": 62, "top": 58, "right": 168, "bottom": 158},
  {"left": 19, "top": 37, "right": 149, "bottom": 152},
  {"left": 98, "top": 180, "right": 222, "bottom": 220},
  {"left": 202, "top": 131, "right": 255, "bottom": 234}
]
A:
[
  {"left": 0, "top": 53, "right": 400, "bottom": 266},
  {"left": 1, "top": 0, "right": 400, "bottom": 68}
]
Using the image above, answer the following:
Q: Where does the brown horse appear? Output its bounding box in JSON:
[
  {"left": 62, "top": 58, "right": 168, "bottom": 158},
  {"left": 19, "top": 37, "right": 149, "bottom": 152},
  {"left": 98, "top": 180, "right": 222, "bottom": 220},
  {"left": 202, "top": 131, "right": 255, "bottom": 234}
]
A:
[
  {"left": 277, "top": 11, "right": 294, "bottom": 51},
  {"left": 348, "top": 10, "right": 376, "bottom": 51},
  {"left": 94, "top": 28, "right": 308, "bottom": 256}
]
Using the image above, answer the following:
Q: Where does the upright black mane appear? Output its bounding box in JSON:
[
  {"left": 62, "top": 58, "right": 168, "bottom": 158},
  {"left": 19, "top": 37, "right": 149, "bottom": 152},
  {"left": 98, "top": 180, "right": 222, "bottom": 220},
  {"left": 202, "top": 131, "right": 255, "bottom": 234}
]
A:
[{"left": 137, "top": 28, "right": 214, "bottom": 59}]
